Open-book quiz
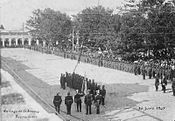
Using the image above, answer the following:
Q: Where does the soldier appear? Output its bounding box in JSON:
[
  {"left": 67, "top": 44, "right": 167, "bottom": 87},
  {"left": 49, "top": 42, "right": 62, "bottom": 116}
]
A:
[
  {"left": 152, "top": 67, "right": 156, "bottom": 78},
  {"left": 100, "top": 85, "right": 106, "bottom": 106},
  {"left": 172, "top": 79, "right": 175, "bottom": 96},
  {"left": 74, "top": 90, "right": 84, "bottom": 112},
  {"left": 161, "top": 75, "right": 167, "bottom": 93},
  {"left": 53, "top": 92, "right": 62, "bottom": 114},
  {"left": 137, "top": 64, "right": 141, "bottom": 75},
  {"left": 65, "top": 92, "right": 73, "bottom": 115},
  {"left": 141, "top": 65, "right": 146, "bottom": 80},
  {"left": 95, "top": 90, "right": 102, "bottom": 114},
  {"left": 155, "top": 74, "right": 159, "bottom": 91},
  {"left": 148, "top": 66, "right": 152, "bottom": 79},
  {"left": 84, "top": 90, "right": 93, "bottom": 115},
  {"left": 60, "top": 74, "right": 63, "bottom": 89},
  {"left": 134, "top": 64, "right": 137, "bottom": 75}
]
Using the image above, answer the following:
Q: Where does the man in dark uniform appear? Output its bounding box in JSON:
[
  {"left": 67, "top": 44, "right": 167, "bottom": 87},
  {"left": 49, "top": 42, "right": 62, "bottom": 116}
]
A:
[
  {"left": 137, "top": 64, "right": 141, "bottom": 75},
  {"left": 134, "top": 64, "right": 137, "bottom": 75},
  {"left": 60, "top": 74, "right": 63, "bottom": 89},
  {"left": 142, "top": 65, "right": 146, "bottom": 80},
  {"left": 172, "top": 79, "right": 175, "bottom": 96},
  {"left": 155, "top": 74, "right": 159, "bottom": 91},
  {"left": 65, "top": 92, "right": 73, "bottom": 115},
  {"left": 74, "top": 90, "right": 84, "bottom": 112},
  {"left": 53, "top": 92, "right": 62, "bottom": 114},
  {"left": 84, "top": 90, "right": 92, "bottom": 115},
  {"left": 100, "top": 85, "right": 106, "bottom": 106},
  {"left": 161, "top": 75, "right": 167, "bottom": 93},
  {"left": 60, "top": 74, "right": 66, "bottom": 89},
  {"left": 148, "top": 66, "right": 152, "bottom": 79},
  {"left": 95, "top": 90, "right": 102, "bottom": 114}
]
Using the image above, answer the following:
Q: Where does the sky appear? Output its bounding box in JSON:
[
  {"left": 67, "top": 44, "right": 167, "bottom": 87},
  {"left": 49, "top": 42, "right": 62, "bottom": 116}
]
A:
[{"left": 0, "top": 0, "right": 124, "bottom": 30}]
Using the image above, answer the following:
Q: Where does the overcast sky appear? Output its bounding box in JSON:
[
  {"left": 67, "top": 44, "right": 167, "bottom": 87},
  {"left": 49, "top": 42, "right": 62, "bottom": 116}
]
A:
[{"left": 0, "top": 0, "right": 124, "bottom": 30}]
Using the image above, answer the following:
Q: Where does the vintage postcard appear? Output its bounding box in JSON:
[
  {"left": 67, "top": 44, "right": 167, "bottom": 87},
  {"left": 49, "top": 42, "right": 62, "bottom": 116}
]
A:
[{"left": 1, "top": 0, "right": 175, "bottom": 121}]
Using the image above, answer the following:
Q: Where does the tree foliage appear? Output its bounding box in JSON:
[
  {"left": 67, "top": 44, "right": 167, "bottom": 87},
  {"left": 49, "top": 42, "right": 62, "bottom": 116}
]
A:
[
  {"left": 26, "top": 8, "right": 72, "bottom": 47},
  {"left": 26, "top": 1, "right": 175, "bottom": 60},
  {"left": 117, "top": 0, "right": 175, "bottom": 60},
  {"left": 74, "top": 6, "right": 117, "bottom": 51}
]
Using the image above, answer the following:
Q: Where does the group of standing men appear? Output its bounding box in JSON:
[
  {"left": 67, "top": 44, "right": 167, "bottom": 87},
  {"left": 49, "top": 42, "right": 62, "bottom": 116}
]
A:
[
  {"left": 59, "top": 72, "right": 104, "bottom": 96},
  {"left": 54, "top": 73, "right": 107, "bottom": 115},
  {"left": 133, "top": 60, "right": 175, "bottom": 95},
  {"left": 53, "top": 86, "right": 106, "bottom": 115},
  {"left": 154, "top": 67, "right": 175, "bottom": 95},
  {"left": 60, "top": 72, "right": 85, "bottom": 91}
]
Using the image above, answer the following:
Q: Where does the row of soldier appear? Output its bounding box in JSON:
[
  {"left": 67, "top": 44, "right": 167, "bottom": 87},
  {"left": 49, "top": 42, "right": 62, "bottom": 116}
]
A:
[
  {"left": 60, "top": 72, "right": 101, "bottom": 93},
  {"left": 53, "top": 86, "right": 106, "bottom": 115},
  {"left": 133, "top": 60, "right": 175, "bottom": 96},
  {"left": 60, "top": 72, "right": 83, "bottom": 90},
  {"left": 134, "top": 61, "right": 175, "bottom": 81},
  {"left": 27, "top": 45, "right": 175, "bottom": 78},
  {"left": 154, "top": 73, "right": 175, "bottom": 96}
]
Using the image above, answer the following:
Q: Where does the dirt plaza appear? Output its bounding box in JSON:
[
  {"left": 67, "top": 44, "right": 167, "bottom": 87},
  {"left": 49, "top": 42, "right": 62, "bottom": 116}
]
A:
[{"left": 1, "top": 48, "right": 175, "bottom": 121}]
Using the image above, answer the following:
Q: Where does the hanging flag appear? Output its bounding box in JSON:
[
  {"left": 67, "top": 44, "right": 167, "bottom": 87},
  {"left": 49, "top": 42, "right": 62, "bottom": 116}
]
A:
[
  {"left": 84, "top": 78, "right": 87, "bottom": 95},
  {"left": 81, "top": 78, "right": 85, "bottom": 93},
  {"left": 81, "top": 72, "right": 87, "bottom": 95}
]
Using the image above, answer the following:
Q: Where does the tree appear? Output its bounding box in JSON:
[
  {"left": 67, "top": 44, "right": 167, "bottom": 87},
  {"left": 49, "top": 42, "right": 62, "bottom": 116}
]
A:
[
  {"left": 26, "top": 8, "right": 72, "bottom": 48},
  {"left": 74, "top": 6, "right": 117, "bottom": 52},
  {"left": 117, "top": 0, "right": 175, "bottom": 60}
]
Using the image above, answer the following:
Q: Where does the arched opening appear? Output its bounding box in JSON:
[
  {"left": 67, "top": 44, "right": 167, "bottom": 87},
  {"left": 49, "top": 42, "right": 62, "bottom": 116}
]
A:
[
  {"left": 39, "top": 40, "right": 43, "bottom": 46},
  {"left": 11, "top": 38, "right": 16, "bottom": 47},
  {"left": 31, "top": 39, "right": 36, "bottom": 46},
  {"left": 24, "top": 38, "right": 29, "bottom": 45},
  {"left": 17, "top": 38, "right": 22, "bottom": 46},
  {"left": 4, "top": 38, "right": 9, "bottom": 47},
  {"left": 0, "top": 38, "right": 2, "bottom": 47}
]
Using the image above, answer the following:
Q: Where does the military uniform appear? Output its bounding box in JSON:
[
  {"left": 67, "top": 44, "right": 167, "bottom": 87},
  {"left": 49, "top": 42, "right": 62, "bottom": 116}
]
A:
[
  {"left": 65, "top": 92, "right": 73, "bottom": 115},
  {"left": 172, "top": 79, "right": 175, "bottom": 96},
  {"left": 161, "top": 76, "right": 167, "bottom": 93},
  {"left": 95, "top": 92, "right": 102, "bottom": 114},
  {"left": 74, "top": 91, "right": 83, "bottom": 112},
  {"left": 100, "top": 85, "right": 106, "bottom": 106},
  {"left": 148, "top": 66, "right": 152, "bottom": 79},
  {"left": 84, "top": 92, "right": 92, "bottom": 115},
  {"left": 155, "top": 75, "right": 159, "bottom": 91},
  {"left": 134, "top": 64, "right": 137, "bottom": 75},
  {"left": 53, "top": 93, "right": 62, "bottom": 113},
  {"left": 141, "top": 65, "right": 146, "bottom": 80}
]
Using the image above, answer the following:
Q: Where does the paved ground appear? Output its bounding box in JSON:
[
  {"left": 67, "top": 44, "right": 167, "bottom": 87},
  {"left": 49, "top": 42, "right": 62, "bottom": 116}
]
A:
[
  {"left": 1, "top": 69, "right": 63, "bottom": 121},
  {"left": 1, "top": 48, "right": 175, "bottom": 121}
]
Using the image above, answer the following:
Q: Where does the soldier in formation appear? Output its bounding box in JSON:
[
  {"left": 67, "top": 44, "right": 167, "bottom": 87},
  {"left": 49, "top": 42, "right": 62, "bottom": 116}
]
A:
[
  {"left": 53, "top": 92, "right": 62, "bottom": 114},
  {"left": 172, "top": 79, "right": 175, "bottom": 96},
  {"left": 60, "top": 72, "right": 84, "bottom": 91},
  {"left": 100, "top": 85, "right": 106, "bottom": 106},
  {"left": 59, "top": 72, "right": 108, "bottom": 115},
  {"left": 161, "top": 75, "right": 167, "bottom": 93},
  {"left": 74, "top": 90, "right": 84, "bottom": 112},
  {"left": 60, "top": 74, "right": 66, "bottom": 89},
  {"left": 65, "top": 92, "right": 73, "bottom": 115},
  {"left": 84, "top": 90, "right": 93, "bottom": 115},
  {"left": 155, "top": 74, "right": 159, "bottom": 91},
  {"left": 94, "top": 90, "right": 102, "bottom": 114}
]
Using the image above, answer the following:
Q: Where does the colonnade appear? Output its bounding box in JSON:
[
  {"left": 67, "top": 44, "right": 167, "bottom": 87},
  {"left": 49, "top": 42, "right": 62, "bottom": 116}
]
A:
[{"left": 0, "top": 38, "right": 46, "bottom": 47}]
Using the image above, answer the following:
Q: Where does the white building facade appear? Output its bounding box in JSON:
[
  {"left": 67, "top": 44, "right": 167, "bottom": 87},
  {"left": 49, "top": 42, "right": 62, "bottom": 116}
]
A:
[{"left": 0, "top": 28, "right": 45, "bottom": 47}]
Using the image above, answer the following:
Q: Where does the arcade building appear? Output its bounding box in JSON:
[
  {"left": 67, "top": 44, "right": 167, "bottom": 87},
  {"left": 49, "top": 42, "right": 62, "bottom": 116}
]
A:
[{"left": 0, "top": 25, "right": 45, "bottom": 47}]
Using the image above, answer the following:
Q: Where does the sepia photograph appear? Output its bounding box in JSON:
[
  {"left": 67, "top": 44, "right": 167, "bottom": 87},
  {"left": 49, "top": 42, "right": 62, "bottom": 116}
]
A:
[{"left": 0, "top": 0, "right": 175, "bottom": 121}]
